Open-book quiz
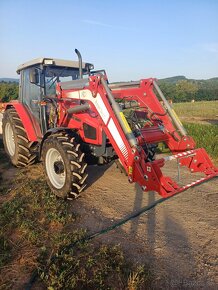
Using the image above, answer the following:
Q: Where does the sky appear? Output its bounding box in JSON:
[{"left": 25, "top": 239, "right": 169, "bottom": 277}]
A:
[{"left": 0, "top": 0, "right": 218, "bottom": 82}]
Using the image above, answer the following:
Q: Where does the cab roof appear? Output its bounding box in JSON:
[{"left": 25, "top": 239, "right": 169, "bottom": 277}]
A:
[{"left": 16, "top": 58, "right": 93, "bottom": 74}]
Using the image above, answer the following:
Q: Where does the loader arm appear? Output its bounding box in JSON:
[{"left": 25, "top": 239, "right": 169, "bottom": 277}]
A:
[{"left": 60, "top": 75, "right": 218, "bottom": 197}]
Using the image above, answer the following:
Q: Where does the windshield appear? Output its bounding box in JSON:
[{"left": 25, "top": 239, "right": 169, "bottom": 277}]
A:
[{"left": 45, "top": 66, "right": 81, "bottom": 95}]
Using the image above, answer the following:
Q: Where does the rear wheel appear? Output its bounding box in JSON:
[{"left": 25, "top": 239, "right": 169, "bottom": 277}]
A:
[
  {"left": 42, "top": 132, "right": 88, "bottom": 199},
  {"left": 2, "top": 108, "right": 37, "bottom": 167}
]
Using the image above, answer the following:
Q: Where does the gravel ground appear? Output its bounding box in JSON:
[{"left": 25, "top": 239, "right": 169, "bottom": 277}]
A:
[{"left": 69, "top": 161, "right": 218, "bottom": 289}]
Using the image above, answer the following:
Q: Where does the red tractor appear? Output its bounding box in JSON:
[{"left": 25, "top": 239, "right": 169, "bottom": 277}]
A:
[{"left": 2, "top": 49, "right": 218, "bottom": 199}]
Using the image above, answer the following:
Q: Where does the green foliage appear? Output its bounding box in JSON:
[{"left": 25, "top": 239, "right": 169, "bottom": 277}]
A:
[
  {"left": 175, "top": 80, "right": 198, "bottom": 102},
  {"left": 158, "top": 76, "right": 218, "bottom": 103},
  {"left": 184, "top": 123, "right": 218, "bottom": 161},
  {"left": 0, "top": 81, "right": 19, "bottom": 102}
]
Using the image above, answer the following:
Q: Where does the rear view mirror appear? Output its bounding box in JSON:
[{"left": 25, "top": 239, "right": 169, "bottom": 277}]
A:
[{"left": 29, "top": 68, "right": 39, "bottom": 85}]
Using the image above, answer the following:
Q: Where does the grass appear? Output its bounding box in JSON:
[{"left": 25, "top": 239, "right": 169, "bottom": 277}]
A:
[
  {"left": 39, "top": 242, "right": 149, "bottom": 290},
  {"left": 0, "top": 166, "right": 151, "bottom": 290},
  {"left": 184, "top": 122, "right": 218, "bottom": 162},
  {"left": 155, "top": 101, "right": 218, "bottom": 165},
  {"left": 172, "top": 101, "right": 218, "bottom": 163},
  {"left": 0, "top": 140, "right": 12, "bottom": 195},
  {"left": 173, "top": 100, "right": 218, "bottom": 119}
]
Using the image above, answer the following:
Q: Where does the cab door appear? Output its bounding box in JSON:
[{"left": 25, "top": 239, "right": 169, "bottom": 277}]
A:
[{"left": 20, "top": 68, "right": 41, "bottom": 121}]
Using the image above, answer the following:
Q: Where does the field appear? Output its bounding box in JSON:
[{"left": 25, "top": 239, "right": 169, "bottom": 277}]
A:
[
  {"left": 173, "top": 101, "right": 218, "bottom": 163},
  {"left": 173, "top": 100, "right": 218, "bottom": 120},
  {"left": 0, "top": 101, "right": 217, "bottom": 289}
]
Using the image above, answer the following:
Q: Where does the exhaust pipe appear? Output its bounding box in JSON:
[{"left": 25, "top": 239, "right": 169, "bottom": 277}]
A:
[{"left": 75, "top": 48, "right": 83, "bottom": 79}]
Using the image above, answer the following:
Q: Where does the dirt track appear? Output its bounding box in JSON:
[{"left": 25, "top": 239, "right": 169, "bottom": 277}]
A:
[
  {"left": 70, "top": 161, "right": 218, "bottom": 289},
  {"left": 0, "top": 135, "right": 217, "bottom": 289}
]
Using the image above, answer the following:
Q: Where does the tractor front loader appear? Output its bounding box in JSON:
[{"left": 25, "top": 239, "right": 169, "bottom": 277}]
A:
[{"left": 2, "top": 49, "right": 218, "bottom": 199}]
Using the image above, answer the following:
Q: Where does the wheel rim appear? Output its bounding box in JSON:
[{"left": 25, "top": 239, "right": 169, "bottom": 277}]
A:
[
  {"left": 5, "top": 122, "right": 15, "bottom": 156},
  {"left": 45, "top": 148, "right": 66, "bottom": 189}
]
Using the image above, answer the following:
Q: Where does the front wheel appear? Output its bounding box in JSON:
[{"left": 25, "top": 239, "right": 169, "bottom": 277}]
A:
[{"left": 42, "top": 132, "right": 88, "bottom": 199}]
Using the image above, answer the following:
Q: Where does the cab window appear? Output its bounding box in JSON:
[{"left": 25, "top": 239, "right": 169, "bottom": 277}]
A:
[{"left": 45, "top": 66, "right": 80, "bottom": 96}]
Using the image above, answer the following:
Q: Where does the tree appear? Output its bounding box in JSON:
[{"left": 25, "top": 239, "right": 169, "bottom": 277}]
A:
[
  {"left": 0, "top": 82, "right": 19, "bottom": 102},
  {"left": 175, "top": 80, "right": 198, "bottom": 102}
]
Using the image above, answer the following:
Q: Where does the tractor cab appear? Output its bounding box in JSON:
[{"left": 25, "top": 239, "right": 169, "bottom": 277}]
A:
[{"left": 16, "top": 56, "right": 94, "bottom": 133}]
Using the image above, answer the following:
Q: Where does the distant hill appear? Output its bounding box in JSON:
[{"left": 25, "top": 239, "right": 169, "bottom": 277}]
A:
[
  {"left": 159, "top": 76, "right": 187, "bottom": 83},
  {"left": 0, "top": 78, "right": 19, "bottom": 83},
  {"left": 205, "top": 77, "right": 218, "bottom": 82},
  {"left": 158, "top": 76, "right": 218, "bottom": 102},
  {"left": 159, "top": 76, "right": 218, "bottom": 83}
]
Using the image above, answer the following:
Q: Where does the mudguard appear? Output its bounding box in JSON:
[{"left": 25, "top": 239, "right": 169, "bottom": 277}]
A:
[{"left": 5, "top": 101, "right": 42, "bottom": 141}]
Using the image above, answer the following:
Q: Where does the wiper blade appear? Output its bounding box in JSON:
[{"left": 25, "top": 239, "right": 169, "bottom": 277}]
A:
[{"left": 48, "top": 67, "right": 68, "bottom": 89}]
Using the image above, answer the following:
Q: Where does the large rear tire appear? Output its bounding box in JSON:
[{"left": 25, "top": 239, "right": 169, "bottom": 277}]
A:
[
  {"left": 2, "top": 108, "right": 37, "bottom": 167},
  {"left": 42, "top": 132, "right": 88, "bottom": 199}
]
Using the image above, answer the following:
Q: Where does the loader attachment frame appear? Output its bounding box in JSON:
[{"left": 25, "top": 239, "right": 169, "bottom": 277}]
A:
[{"left": 59, "top": 76, "right": 218, "bottom": 197}]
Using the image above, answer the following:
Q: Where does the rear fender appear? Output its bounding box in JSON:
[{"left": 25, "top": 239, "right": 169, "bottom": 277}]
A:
[{"left": 5, "top": 102, "right": 41, "bottom": 141}]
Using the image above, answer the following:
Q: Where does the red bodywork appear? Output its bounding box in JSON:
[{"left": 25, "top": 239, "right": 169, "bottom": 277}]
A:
[
  {"left": 5, "top": 76, "right": 218, "bottom": 197},
  {"left": 5, "top": 101, "right": 41, "bottom": 141}
]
